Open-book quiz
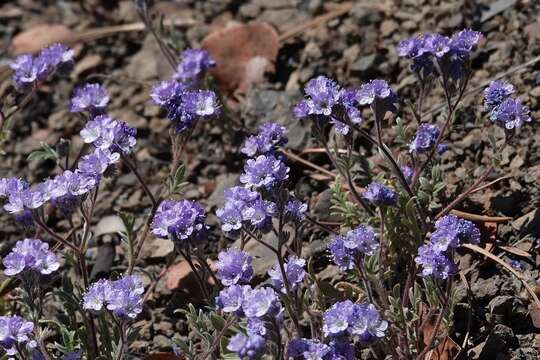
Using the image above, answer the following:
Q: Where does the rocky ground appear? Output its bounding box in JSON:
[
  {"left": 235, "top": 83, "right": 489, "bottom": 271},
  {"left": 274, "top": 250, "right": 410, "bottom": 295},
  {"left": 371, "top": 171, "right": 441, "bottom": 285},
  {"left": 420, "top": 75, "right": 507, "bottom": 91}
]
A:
[{"left": 0, "top": 0, "right": 539, "bottom": 358}]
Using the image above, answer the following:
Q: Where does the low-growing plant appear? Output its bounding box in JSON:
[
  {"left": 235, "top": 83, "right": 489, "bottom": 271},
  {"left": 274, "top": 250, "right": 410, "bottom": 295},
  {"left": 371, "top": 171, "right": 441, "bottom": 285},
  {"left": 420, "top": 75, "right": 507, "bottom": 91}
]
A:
[{"left": 0, "top": 6, "right": 535, "bottom": 360}]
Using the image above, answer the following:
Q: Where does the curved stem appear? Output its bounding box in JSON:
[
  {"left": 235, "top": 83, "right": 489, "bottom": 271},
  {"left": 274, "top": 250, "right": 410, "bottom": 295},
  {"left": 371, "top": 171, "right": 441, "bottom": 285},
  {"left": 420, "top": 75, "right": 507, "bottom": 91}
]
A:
[{"left": 121, "top": 154, "right": 157, "bottom": 208}]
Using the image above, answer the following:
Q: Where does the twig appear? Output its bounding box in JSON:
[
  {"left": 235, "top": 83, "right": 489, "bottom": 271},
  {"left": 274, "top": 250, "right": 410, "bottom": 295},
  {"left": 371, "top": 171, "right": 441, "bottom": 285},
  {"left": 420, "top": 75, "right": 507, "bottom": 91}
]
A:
[{"left": 462, "top": 243, "right": 540, "bottom": 309}]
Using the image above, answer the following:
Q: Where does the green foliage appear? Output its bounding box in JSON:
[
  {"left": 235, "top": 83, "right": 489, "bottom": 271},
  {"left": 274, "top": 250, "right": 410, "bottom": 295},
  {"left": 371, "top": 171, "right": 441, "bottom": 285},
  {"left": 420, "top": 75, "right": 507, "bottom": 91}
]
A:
[
  {"left": 330, "top": 179, "right": 363, "bottom": 227},
  {"left": 167, "top": 163, "right": 189, "bottom": 195},
  {"left": 27, "top": 142, "right": 59, "bottom": 162},
  {"left": 417, "top": 165, "right": 445, "bottom": 210}
]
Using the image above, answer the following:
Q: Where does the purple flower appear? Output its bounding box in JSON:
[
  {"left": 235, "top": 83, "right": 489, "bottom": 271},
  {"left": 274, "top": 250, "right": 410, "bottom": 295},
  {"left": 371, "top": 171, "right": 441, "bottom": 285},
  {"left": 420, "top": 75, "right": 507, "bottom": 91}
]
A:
[
  {"left": 70, "top": 83, "right": 109, "bottom": 114},
  {"left": 241, "top": 199, "right": 276, "bottom": 231},
  {"left": 10, "top": 44, "right": 73, "bottom": 91},
  {"left": 357, "top": 79, "right": 398, "bottom": 113},
  {"left": 0, "top": 315, "right": 35, "bottom": 356},
  {"left": 150, "top": 80, "right": 185, "bottom": 106},
  {"left": 285, "top": 199, "right": 308, "bottom": 222},
  {"left": 339, "top": 88, "right": 363, "bottom": 125},
  {"left": 151, "top": 200, "right": 208, "bottom": 243},
  {"left": 343, "top": 225, "right": 378, "bottom": 256},
  {"left": 490, "top": 97, "right": 531, "bottom": 130},
  {"left": 402, "top": 165, "right": 413, "bottom": 180},
  {"left": 449, "top": 29, "right": 482, "bottom": 54},
  {"left": 410, "top": 123, "right": 440, "bottom": 153},
  {"left": 242, "top": 287, "right": 280, "bottom": 318},
  {"left": 246, "top": 317, "right": 267, "bottom": 337},
  {"left": 182, "top": 90, "right": 220, "bottom": 117},
  {"left": 80, "top": 115, "right": 117, "bottom": 149},
  {"left": 174, "top": 48, "right": 215, "bottom": 81},
  {"left": 3, "top": 238, "right": 59, "bottom": 276},
  {"left": 0, "top": 178, "right": 28, "bottom": 198},
  {"left": 239, "top": 155, "right": 289, "bottom": 189},
  {"left": 431, "top": 215, "right": 480, "bottom": 252},
  {"left": 34, "top": 43, "right": 73, "bottom": 80},
  {"left": 327, "top": 235, "right": 356, "bottom": 271},
  {"left": 82, "top": 275, "right": 143, "bottom": 320},
  {"left": 287, "top": 338, "right": 332, "bottom": 360},
  {"left": 509, "top": 260, "right": 524, "bottom": 272},
  {"left": 484, "top": 80, "right": 514, "bottom": 113},
  {"left": 268, "top": 255, "right": 306, "bottom": 292},
  {"left": 414, "top": 244, "right": 455, "bottom": 279},
  {"left": 10, "top": 55, "right": 37, "bottom": 89},
  {"left": 295, "top": 76, "right": 341, "bottom": 117},
  {"left": 227, "top": 333, "right": 265, "bottom": 360},
  {"left": 323, "top": 300, "right": 387, "bottom": 341},
  {"left": 111, "top": 121, "right": 137, "bottom": 154},
  {"left": 363, "top": 182, "right": 397, "bottom": 206},
  {"left": 241, "top": 122, "right": 287, "bottom": 157},
  {"left": 216, "top": 249, "right": 253, "bottom": 286},
  {"left": 52, "top": 170, "right": 96, "bottom": 198},
  {"left": 77, "top": 149, "right": 119, "bottom": 177},
  {"left": 216, "top": 284, "right": 251, "bottom": 314}
]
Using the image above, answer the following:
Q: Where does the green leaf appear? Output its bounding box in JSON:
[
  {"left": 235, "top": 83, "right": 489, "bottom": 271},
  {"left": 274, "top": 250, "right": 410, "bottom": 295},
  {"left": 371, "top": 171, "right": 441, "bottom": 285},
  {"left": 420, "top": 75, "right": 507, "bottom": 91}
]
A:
[{"left": 27, "top": 142, "right": 59, "bottom": 162}]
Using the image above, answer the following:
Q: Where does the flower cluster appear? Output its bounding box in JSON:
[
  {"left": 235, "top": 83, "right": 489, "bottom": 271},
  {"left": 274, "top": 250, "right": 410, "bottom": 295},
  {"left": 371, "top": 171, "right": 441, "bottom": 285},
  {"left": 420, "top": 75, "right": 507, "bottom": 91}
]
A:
[
  {"left": 328, "top": 225, "right": 378, "bottom": 271},
  {"left": 239, "top": 154, "right": 289, "bottom": 190},
  {"left": 294, "top": 76, "right": 397, "bottom": 135},
  {"left": 284, "top": 199, "right": 308, "bottom": 222},
  {"left": 240, "top": 122, "right": 287, "bottom": 157},
  {"left": 216, "top": 249, "right": 254, "bottom": 286},
  {"left": 287, "top": 338, "right": 355, "bottom": 360},
  {"left": 0, "top": 315, "right": 36, "bottom": 357},
  {"left": 267, "top": 255, "right": 306, "bottom": 292},
  {"left": 410, "top": 123, "right": 440, "bottom": 153},
  {"left": 483, "top": 80, "right": 531, "bottom": 130},
  {"left": 151, "top": 200, "right": 208, "bottom": 245},
  {"left": 70, "top": 83, "right": 110, "bottom": 115},
  {"left": 0, "top": 84, "right": 136, "bottom": 218},
  {"left": 415, "top": 215, "right": 480, "bottom": 279},
  {"left": 3, "top": 238, "right": 59, "bottom": 276},
  {"left": 227, "top": 332, "right": 266, "bottom": 360},
  {"left": 216, "top": 186, "right": 276, "bottom": 237},
  {"left": 10, "top": 43, "right": 73, "bottom": 90},
  {"left": 150, "top": 49, "right": 219, "bottom": 133},
  {"left": 397, "top": 29, "right": 482, "bottom": 78},
  {"left": 323, "top": 300, "right": 388, "bottom": 342},
  {"left": 363, "top": 182, "right": 397, "bottom": 206},
  {"left": 82, "top": 275, "right": 144, "bottom": 320}
]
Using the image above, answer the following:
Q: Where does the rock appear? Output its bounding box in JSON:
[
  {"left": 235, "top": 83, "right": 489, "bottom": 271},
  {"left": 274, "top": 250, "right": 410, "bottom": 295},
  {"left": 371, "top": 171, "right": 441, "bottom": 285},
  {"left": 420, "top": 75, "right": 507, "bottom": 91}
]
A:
[
  {"left": 126, "top": 35, "right": 172, "bottom": 81},
  {"left": 488, "top": 295, "right": 513, "bottom": 323},
  {"left": 140, "top": 237, "right": 175, "bottom": 259},
  {"left": 479, "top": 324, "right": 519, "bottom": 359},
  {"left": 471, "top": 275, "right": 503, "bottom": 303},
  {"left": 206, "top": 173, "right": 239, "bottom": 208},
  {"left": 380, "top": 20, "right": 398, "bottom": 37},
  {"left": 511, "top": 208, "right": 540, "bottom": 238},
  {"left": 351, "top": 54, "right": 377, "bottom": 72},
  {"left": 90, "top": 244, "right": 115, "bottom": 280}
]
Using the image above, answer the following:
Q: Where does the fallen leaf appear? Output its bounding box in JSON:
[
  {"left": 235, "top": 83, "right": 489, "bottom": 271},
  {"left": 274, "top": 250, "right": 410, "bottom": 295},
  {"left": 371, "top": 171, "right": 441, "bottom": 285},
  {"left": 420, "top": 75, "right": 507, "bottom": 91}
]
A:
[
  {"left": 421, "top": 312, "right": 461, "bottom": 360},
  {"left": 11, "top": 24, "right": 75, "bottom": 54},
  {"left": 166, "top": 258, "right": 216, "bottom": 305},
  {"left": 202, "top": 22, "right": 279, "bottom": 95},
  {"left": 145, "top": 353, "right": 183, "bottom": 360}
]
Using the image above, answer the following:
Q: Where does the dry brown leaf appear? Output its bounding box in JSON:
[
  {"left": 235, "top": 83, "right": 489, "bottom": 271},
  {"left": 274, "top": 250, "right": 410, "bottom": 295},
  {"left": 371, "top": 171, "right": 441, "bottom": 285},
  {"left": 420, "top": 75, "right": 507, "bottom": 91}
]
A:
[
  {"left": 166, "top": 259, "right": 215, "bottom": 291},
  {"left": 497, "top": 245, "right": 532, "bottom": 259},
  {"left": 11, "top": 24, "right": 75, "bottom": 54},
  {"left": 202, "top": 22, "right": 279, "bottom": 94},
  {"left": 421, "top": 313, "right": 461, "bottom": 360}
]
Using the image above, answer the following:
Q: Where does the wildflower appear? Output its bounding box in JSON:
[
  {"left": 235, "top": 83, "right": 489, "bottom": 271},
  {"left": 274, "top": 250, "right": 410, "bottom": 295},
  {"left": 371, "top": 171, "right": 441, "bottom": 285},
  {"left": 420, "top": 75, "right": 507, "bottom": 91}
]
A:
[
  {"left": 82, "top": 275, "right": 143, "bottom": 320},
  {"left": 242, "top": 287, "right": 280, "bottom": 318},
  {"left": 174, "top": 48, "right": 215, "bottom": 82},
  {"left": 52, "top": 170, "right": 96, "bottom": 198},
  {"left": 322, "top": 300, "right": 387, "bottom": 341},
  {"left": 363, "top": 182, "right": 397, "bottom": 206},
  {"left": 111, "top": 121, "right": 137, "bottom": 154},
  {"left": 240, "top": 122, "right": 287, "bottom": 157},
  {"left": 509, "top": 260, "right": 524, "bottom": 272},
  {"left": 490, "top": 97, "right": 531, "bottom": 130},
  {"left": 216, "top": 249, "right": 254, "bottom": 286},
  {"left": 295, "top": 76, "right": 341, "bottom": 117},
  {"left": 182, "top": 90, "right": 220, "bottom": 117},
  {"left": 343, "top": 225, "right": 379, "bottom": 256},
  {"left": 339, "top": 88, "right": 363, "bottom": 124},
  {"left": 150, "top": 80, "right": 185, "bottom": 106},
  {"left": 430, "top": 215, "right": 480, "bottom": 253},
  {"left": 216, "top": 285, "right": 251, "bottom": 314},
  {"left": 80, "top": 115, "right": 117, "bottom": 149},
  {"left": 151, "top": 200, "right": 208, "bottom": 244},
  {"left": 287, "top": 338, "right": 332, "bottom": 359},
  {"left": 0, "top": 178, "right": 28, "bottom": 199},
  {"left": 226, "top": 333, "right": 265, "bottom": 360},
  {"left": 483, "top": 80, "right": 514, "bottom": 113},
  {"left": 410, "top": 124, "right": 440, "bottom": 153},
  {"left": 357, "top": 79, "right": 398, "bottom": 113},
  {"left": 285, "top": 199, "right": 308, "bottom": 222},
  {"left": 239, "top": 154, "right": 289, "bottom": 190},
  {"left": 77, "top": 149, "right": 119, "bottom": 177},
  {"left": 70, "top": 83, "right": 110, "bottom": 114},
  {"left": 414, "top": 244, "right": 455, "bottom": 279},
  {"left": 0, "top": 315, "right": 35, "bottom": 357},
  {"left": 327, "top": 235, "right": 356, "bottom": 271},
  {"left": 10, "top": 55, "right": 37, "bottom": 89},
  {"left": 401, "top": 165, "right": 413, "bottom": 180},
  {"left": 268, "top": 255, "right": 306, "bottom": 292},
  {"left": 246, "top": 318, "right": 267, "bottom": 337},
  {"left": 3, "top": 238, "right": 60, "bottom": 276}
]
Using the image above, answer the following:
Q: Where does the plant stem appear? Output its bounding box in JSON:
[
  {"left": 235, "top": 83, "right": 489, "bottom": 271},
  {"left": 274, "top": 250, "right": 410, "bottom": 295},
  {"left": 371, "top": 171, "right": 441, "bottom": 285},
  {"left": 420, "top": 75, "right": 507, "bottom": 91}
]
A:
[
  {"left": 177, "top": 246, "right": 210, "bottom": 301},
  {"left": 121, "top": 153, "right": 157, "bottom": 208}
]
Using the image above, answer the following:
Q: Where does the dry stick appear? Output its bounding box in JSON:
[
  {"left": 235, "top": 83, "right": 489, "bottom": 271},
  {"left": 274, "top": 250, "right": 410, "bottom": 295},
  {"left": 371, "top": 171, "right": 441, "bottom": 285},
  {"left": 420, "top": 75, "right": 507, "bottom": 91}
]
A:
[
  {"left": 462, "top": 243, "right": 540, "bottom": 309},
  {"left": 202, "top": 316, "right": 236, "bottom": 360},
  {"left": 279, "top": 148, "right": 336, "bottom": 179},
  {"left": 455, "top": 271, "right": 473, "bottom": 359},
  {"left": 449, "top": 209, "right": 511, "bottom": 223},
  {"left": 121, "top": 154, "right": 157, "bottom": 208}
]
